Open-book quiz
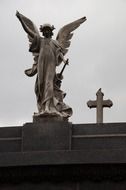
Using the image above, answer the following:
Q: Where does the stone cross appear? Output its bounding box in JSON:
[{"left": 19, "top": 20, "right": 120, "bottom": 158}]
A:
[{"left": 87, "top": 88, "right": 113, "bottom": 123}]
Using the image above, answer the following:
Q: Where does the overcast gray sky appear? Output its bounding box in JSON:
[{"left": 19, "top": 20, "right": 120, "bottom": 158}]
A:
[{"left": 0, "top": 0, "right": 126, "bottom": 126}]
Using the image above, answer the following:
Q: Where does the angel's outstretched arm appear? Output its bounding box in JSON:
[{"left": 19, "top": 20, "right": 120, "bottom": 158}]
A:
[{"left": 16, "top": 11, "right": 35, "bottom": 38}]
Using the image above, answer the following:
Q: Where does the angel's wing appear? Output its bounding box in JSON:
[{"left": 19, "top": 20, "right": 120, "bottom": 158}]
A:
[
  {"left": 16, "top": 11, "right": 40, "bottom": 45},
  {"left": 16, "top": 11, "right": 41, "bottom": 76},
  {"left": 56, "top": 17, "right": 86, "bottom": 55}
]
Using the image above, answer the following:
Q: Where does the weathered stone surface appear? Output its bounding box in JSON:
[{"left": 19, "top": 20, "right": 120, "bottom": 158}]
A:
[
  {"left": 0, "top": 126, "right": 22, "bottom": 152},
  {"left": 22, "top": 121, "right": 72, "bottom": 151},
  {"left": 0, "top": 122, "right": 126, "bottom": 189},
  {"left": 1, "top": 149, "right": 126, "bottom": 167},
  {"left": 33, "top": 114, "right": 68, "bottom": 123},
  {"left": 72, "top": 123, "right": 126, "bottom": 150},
  {"left": 0, "top": 122, "right": 126, "bottom": 153}
]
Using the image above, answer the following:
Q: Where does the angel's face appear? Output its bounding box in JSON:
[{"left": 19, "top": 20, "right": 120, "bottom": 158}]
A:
[{"left": 41, "top": 28, "right": 53, "bottom": 38}]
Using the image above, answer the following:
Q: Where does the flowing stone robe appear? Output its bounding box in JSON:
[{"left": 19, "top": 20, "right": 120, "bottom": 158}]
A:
[{"left": 25, "top": 35, "right": 72, "bottom": 118}]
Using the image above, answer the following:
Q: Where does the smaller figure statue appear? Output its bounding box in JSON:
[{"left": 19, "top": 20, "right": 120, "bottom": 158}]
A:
[{"left": 16, "top": 11, "right": 86, "bottom": 120}]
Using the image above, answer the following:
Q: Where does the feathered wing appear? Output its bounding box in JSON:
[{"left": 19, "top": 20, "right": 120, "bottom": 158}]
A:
[
  {"left": 16, "top": 12, "right": 40, "bottom": 76},
  {"left": 56, "top": 16, "right": 86, "bottom": 55},
  {"left": 16, "top": 12, "right": 40, "bottom": 46}
]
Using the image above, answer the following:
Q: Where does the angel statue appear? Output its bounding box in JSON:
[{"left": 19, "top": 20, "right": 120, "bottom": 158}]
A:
[{"left": 16, "top": 11, "right": 86, "bottom": 120}]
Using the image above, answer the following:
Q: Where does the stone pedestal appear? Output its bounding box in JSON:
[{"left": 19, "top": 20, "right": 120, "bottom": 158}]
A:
[{"left": 22, "top": 121, "right": 72, "bottom": 151}]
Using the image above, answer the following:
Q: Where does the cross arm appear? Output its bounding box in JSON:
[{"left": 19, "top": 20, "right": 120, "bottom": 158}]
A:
[
  {"left": 87, "top": 100, "right": 97, "bottom": 108},
  {"left": 103, "top": 99, "right": 113, "bottom": 108}
]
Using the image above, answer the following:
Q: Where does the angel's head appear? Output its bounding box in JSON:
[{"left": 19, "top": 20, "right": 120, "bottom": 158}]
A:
[{"left": 39, "top": 24, "right": 55, "bottom": 38}]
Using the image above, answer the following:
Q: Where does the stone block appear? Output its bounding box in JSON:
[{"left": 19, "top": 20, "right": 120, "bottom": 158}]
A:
[{"left": 22, "top": 121, "right": 72, "bottom": 151}]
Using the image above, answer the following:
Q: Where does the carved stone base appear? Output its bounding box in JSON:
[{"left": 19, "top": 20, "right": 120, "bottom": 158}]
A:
[{"left": 33, "top": 112, "right": 68, "bottom": 123}]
